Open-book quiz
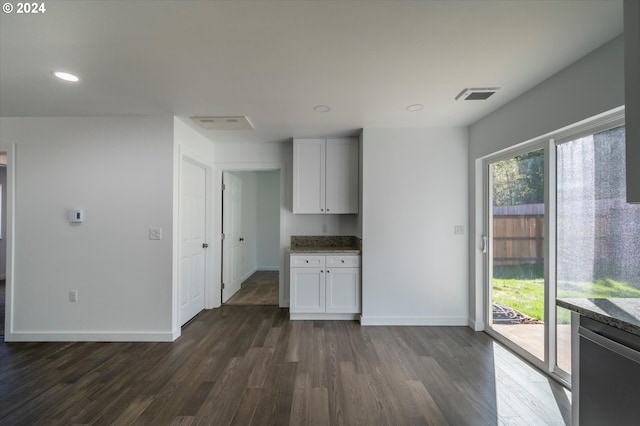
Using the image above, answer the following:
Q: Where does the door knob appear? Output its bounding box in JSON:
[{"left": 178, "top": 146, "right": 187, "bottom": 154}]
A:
[
  {"left": 202, "top": 243, "right": 209, "bottom": 248},
  {"left": 239, "top": 237, "right": 244, "bottom": 242}
]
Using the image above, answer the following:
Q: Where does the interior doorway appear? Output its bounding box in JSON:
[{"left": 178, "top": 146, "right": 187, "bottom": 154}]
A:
[{"left": 221, "top": 170, "right": 281, "bottom": 306}]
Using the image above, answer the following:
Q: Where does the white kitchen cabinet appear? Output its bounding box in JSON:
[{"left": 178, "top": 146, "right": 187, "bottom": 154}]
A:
[
  {"left": 290, "top": 254, "right": 361, "bottom": 320},
  {"left": 293, "top": 138, "right": 358, "bottom": 214},
  {"left": 290, "top": 267, "right": 326, "bottom": 313}
]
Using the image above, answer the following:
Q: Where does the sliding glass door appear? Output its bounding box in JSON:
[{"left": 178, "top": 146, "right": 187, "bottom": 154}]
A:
[
  {"left": 484, "top": 111, "right": 637, "bottom": 384},
  {"left": 486, "top": 147, "right": 548, "bottom": 365}
]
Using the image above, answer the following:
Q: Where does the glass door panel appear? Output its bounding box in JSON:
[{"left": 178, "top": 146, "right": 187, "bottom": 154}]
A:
[
  {"left": 556, "top": 124, "right": 640, "bottom": 375},
  {"left": 489, "top": 148, "right": 546, "bottom": 362}
]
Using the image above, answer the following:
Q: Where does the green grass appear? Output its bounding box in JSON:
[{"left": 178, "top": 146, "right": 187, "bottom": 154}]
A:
[{"left": 492, "top": 268, "right": 640, "bottom": 324}]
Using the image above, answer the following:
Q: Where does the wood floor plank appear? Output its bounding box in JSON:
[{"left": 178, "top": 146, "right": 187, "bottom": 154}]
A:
[{"left": 0, "top": 305, "right": 571, "bottom": 425}]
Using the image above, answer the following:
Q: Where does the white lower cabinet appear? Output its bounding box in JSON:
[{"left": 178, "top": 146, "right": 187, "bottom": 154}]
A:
[{"left": 290, "top": 254, "right": 361, "bottom": 320}]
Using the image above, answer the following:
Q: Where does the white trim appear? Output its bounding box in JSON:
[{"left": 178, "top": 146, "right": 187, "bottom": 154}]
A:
[
  {"left": 468, "top": 318, "right": 485, "bottom": 331},
  {"left": 360, "top": 316, "right": 469, "bottom": 326},
  {"left": 257, "top": 266, "right": 280, "bottom": 271},
  {"left": 239, "top": 266, "right": 258, "bottom": 284},
  {"left": 291, "top": 313, "right": 359, "bottom": 321},
  {"left": 3, "top": 144, "right": 15, "bottom": 339},
  {"left": 5, "top": 330, "right": 178, "bottom": 342}
]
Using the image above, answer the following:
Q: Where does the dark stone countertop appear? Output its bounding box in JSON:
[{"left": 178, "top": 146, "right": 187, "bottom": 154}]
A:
[
  {"left": 290, "top": 235, "right": 361, "bottom": 254},
  {"left": 556, "top": 298, "right": 640, "bottom": 337}
]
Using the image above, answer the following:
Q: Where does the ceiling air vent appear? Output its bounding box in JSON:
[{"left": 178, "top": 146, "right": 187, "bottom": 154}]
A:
[
  {"left": 455, "top": 87, "right": 500, "bottom": 101},
  {"left": 191, "top": 116, "right": 254, "bottom": 130}
]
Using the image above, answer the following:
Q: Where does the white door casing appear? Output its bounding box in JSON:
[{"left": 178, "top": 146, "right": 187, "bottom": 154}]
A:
[
  {"left": 180, "top": 159, "right": 207, "bottom": 326},
  {"left": 222, "top": 172, "right": 242, "bottom": 302}
]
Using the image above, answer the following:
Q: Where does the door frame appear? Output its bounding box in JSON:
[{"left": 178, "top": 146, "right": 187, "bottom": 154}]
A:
[
  {"left": 1, "top": 144, "right": 16, "bottom": 339},
  {"left": 213, "top": 162, "right": 285, "bottom": 308}
]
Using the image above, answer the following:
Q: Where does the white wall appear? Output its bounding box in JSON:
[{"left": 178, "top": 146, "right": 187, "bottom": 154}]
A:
[
  {"left": 467, "top": 35, "right": 625, "bottom": 329},
  {"left": 360, "top": 127, "right": 469, "bottom": 325},
  {"left": 257, "top": 170, "right": 281, "bottom": 270},
  {"left": 1, "top": 116, "right": 175, "bottom": 341}
]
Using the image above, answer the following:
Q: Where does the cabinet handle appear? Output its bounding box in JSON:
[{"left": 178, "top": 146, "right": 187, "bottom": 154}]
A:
[
  {"left": 327, "top": 209, "right": 330, "bottom": 212},
  {"left": 306, "top": 260, "right": 309, "bottom": 263},
  {"left": 327, "top": 270, "right": 330, "bottom": 273},
  {"left": 320, "top": 270, "right": 324, "bottom": 273},
  {"left": 341, "top": 260, "right": 345, "bottom": 263},
  {"left": 321, "top": 209, "right": 324, "bottom": 212}
]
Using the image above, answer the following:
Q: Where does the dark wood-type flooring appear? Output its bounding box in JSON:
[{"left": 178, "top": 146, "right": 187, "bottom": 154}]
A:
[
  {"left": 226, "top": 271, "right": 279, "bottom": 306},
  {"left": 0, "top": 305, "right": 571, "bottom": 425}
]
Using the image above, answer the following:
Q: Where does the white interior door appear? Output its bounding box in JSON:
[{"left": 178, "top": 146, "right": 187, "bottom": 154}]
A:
[
  {"left": 180, "top": 159, "right": 207, "bottom": 326},
  {"left": 222, "top": 172, "right": 242, "bottom": 302}
]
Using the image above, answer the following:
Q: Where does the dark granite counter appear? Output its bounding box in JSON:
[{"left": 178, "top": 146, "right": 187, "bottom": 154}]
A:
[
  {"left": 557, "top": 298, "right": 640, "bottom": 337},
  {"left": 290, "top": 235, "right": 361, "bottom": 254}
]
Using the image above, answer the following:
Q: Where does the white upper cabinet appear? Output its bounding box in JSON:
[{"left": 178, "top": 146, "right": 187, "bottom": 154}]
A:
[{"left": 293, "top": 138, "right": 359, "bottom": 214}]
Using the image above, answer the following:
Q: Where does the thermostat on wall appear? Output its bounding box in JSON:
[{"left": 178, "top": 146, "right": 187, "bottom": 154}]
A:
[{"left": 68, "top": 209, "right": 85, "bottom": 223}]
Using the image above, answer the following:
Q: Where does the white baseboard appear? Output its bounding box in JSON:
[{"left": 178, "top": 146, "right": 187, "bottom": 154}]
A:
[
  {"left": 468, "top": 318, "right": 485, "bottom": 331},
  {"left": 359, "top": 316, "right": 469, "bottom": 326},
  {"left": 4, "top": 330, "right": 178, "bottom": 342},
  {"left": 290, "top": 313, "right": 359, "bottom": 320},
  {"left": 257, "top": 266, "right": 279, "bottom": 271},
  {"left": 239, "top": 267, "right": 258, "bottom": 284}
]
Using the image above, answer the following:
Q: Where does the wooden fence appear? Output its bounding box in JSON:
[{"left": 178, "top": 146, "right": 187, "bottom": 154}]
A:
[{"left": 493, "top": 214, "right": 544, "bottom": 265}]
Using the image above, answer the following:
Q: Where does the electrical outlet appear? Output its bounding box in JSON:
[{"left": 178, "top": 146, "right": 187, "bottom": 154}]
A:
[
  {"left": 69, "top": 290, "right": 78, "bottom": 302},
  {"left": 454, "top": 225, "right": 465, "bottom": 235},
  {"left": 149, "top": 227, "right": 162, "bottom": 240}
]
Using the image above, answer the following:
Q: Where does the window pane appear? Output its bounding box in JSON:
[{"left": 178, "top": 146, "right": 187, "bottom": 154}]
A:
[
  {"left": 556, "top": 125, "right": 640, "bottom": 372},
  {"left": 491, "top": 148, "right": 545, "bottom": 362},
  {"left": 557, "top": 126, "right": 640, "bottom": 297}
]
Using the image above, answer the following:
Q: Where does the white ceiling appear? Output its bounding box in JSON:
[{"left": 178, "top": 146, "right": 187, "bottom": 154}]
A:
[{"left": 0, "top": 0, "right": 624, "bottom": 144}]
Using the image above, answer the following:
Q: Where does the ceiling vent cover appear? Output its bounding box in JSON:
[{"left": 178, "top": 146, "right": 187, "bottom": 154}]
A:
[
  {"left": 191, "top": 116, "right": 254, "bottom": 130},
  {"left": 455, "top": 87, "right": 500, "bottom": 101}
]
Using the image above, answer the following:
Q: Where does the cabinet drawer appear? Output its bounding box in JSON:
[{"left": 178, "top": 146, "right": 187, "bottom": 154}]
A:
[
  {"left": 291, "top": 255, "right": 325, "bottom": 268},
  {"left": 326, "top": 255, "right": 360, "bottom": 268}
]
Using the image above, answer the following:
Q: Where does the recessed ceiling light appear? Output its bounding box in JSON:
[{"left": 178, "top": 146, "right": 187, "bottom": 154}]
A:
[
  {"left": 313, "top": 105, "right": 330, "bottom": 113},
  {"left": 52, "top": 71, "right": 79, "bottom": 82},
  {"left": 406, "top": 104, "right": 424, "bottom": 112}
]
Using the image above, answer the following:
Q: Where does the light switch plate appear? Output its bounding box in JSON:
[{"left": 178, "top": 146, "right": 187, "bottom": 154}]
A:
[
  {"left": 149, "top": 227, "right": 162, "bottom": 240},
  {"left": 454, "top": 225, "right": 465, "bottom": 235}
]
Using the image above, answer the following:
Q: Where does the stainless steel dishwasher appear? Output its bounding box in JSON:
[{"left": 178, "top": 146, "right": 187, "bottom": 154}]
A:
[{"left": 577, "top": 318, "right": 640, "bottom": 426}]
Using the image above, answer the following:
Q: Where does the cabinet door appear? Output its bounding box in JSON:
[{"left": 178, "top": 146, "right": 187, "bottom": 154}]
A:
[
  {"left": 325, "top": 138, "right": 358, "bottom": 214},
  {"left": 290, "top": 268, "right": 326, "bottom": 313},
  {"left": 293, "top": 139, "right": 326, "bottom": 213},
  {"left": 325, "top": 268, "right": 360, "bottom": 313}
]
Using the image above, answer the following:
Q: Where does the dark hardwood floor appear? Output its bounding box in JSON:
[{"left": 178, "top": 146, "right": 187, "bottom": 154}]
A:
[
  {"left": 226, "top": 271, "right": 279, "bottom": 305},
  {"left": 0, "top": 305, "right": 571, "bottom": 425}
]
